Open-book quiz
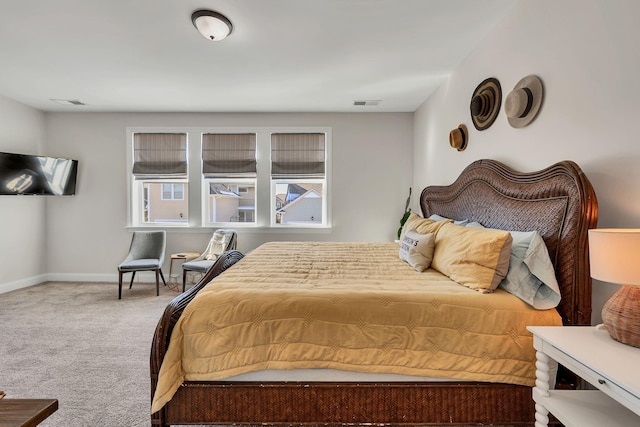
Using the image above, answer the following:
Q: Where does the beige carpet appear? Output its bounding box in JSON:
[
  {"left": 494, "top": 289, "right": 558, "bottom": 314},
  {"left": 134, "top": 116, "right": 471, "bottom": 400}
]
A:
[
  {"left": 0, "top": 281, "right": 523, "bottom": 427},
  {"left": 0, "top": 281, "right": 176, "bottom": 427}
]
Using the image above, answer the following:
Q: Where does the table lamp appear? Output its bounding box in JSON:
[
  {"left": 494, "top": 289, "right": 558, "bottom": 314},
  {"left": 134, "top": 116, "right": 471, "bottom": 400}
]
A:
[{"left": 589, "top": 228, "right": 640, "bottom": 347}]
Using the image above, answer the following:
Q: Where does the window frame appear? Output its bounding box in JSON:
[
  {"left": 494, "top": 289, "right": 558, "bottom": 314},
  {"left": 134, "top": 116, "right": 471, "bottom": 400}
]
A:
[
  {"left": 126, "top": 126, "right": 331, "bottom": 231},
  {"left": 131, "top": 178, "right": 190, "bottom": 226}
]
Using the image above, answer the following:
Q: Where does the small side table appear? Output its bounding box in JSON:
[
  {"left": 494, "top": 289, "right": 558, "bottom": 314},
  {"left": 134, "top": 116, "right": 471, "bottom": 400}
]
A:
[
  {"left": 167, "top": 252, "right": 200, "bottom": 292},
  {"left": 528, "top": 325, "right": 640, "bottom": 427},
  {"left": 0, "top": 399, "right": 58, "bottom": 427}
]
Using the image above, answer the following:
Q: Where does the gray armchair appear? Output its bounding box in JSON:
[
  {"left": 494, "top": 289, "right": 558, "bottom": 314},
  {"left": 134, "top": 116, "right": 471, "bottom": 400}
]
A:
[
  {"left": 182, "top": 229, "right": 237, "bottom": 291},
  {"left": 118, "top": 230, "right": 167, "bottom": 299}
]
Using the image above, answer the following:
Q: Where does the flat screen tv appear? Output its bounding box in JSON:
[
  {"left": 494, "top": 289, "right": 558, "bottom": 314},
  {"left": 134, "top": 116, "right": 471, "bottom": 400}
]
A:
[{"left": 0, "top": 152, "right": 78, "bottom": 195}]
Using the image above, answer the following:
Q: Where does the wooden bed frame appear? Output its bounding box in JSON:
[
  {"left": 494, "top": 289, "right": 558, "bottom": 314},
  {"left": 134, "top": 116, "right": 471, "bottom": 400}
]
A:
[{"left": 150, "top": 159, "right": 598, "bottom": 426}]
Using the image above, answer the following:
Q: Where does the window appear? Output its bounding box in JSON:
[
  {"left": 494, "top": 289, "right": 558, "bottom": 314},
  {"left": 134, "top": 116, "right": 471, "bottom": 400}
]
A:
[
  {"left": 127, "top": 127, "right": 330, "bottom": 229},
  {"left": 130, "top": 133, "right": 188, "bottom": 225},
  {"left": 161, "top": 183, "right": 184, "bottom": 200},
  {"left": 271, "top": 133, "right": 326, "bottom": 226},
  {"left": 202, "top": 133, "right": 256, "bottom": 226}
]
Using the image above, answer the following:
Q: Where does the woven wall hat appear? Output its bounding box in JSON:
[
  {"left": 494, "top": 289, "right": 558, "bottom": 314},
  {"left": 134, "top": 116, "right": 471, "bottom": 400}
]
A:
[
  {"left": 505, "top": 75, "right": 544, "bottom": 128},
  {"left": 449, "top": 124, "right": 468, "bottom": 151},
  {"left": 470, "top": 77, "right": 502, "bottom": 130}
]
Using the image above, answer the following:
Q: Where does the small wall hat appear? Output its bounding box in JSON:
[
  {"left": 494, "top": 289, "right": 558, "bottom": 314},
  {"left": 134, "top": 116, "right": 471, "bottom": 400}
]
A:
[
  {"left": 470, "top": 77, "right": 502, "bottom": 131},
  {"left": 449, "top": 124, "right": 468, "bottom": 151},
  {"left": 505, "top": 75, "right": 544, "bottom": 128}
]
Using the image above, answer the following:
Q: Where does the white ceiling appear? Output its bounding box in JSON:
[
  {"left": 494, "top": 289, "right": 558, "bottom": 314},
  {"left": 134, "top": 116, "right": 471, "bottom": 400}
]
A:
[{"left": 0, "top": 0, "right": 518, "bottom": 113}]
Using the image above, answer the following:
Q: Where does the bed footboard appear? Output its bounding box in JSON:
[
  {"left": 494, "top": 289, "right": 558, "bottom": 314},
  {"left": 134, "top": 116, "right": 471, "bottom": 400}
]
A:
[
  {"left": 150, "top": 249, "right": 244, "bottom": 426},
  {"left": 163, "top": 381, "right": 538, "bottom": 426}
]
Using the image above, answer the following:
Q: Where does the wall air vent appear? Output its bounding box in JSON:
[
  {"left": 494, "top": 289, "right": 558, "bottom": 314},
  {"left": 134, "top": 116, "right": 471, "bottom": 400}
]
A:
[{"left": 353, "top": 100, "right": 381, "bottom": 107}]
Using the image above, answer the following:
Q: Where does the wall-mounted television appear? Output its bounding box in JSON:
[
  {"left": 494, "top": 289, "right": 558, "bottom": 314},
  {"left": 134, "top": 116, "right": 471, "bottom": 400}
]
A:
[{"left": 0, "top": 152, "right": 78, "bottom": 195}]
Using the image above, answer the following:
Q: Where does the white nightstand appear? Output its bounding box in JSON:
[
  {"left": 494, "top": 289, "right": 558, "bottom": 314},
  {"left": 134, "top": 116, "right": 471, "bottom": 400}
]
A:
[{"left": 528, "top": 326, "right": 640, "bottom": 427}]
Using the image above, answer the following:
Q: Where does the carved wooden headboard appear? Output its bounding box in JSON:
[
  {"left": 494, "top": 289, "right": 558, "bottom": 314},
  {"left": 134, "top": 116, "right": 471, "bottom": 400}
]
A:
[{"left": 420, "top": 159, "right": 598, "bottom": 325}]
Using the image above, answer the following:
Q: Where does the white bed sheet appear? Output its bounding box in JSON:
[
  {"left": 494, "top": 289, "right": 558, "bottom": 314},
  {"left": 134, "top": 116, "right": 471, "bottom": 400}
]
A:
[
  {"left": 225, "top": 365, "right": 557, "bottom": 387},
  {"left": 225, "top": 369, "right": 460, "bottom": 382}
]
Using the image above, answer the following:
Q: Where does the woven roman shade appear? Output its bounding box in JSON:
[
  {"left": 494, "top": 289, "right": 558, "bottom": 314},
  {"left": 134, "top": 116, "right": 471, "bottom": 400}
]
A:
[
  {"left": 271, "top": 133, "right": 325, "bottom": 178},
  {"left": 132, "top": 133, "right": 187, "bottom": 179},
  {"left": 202, "top": 134, "right": 257, "bottom": 178}
]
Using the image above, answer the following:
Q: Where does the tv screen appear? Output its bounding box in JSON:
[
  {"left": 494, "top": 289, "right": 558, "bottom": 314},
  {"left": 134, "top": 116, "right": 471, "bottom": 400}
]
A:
[{"left": 0, "top": 152, "right": 78, "bottom": 195}]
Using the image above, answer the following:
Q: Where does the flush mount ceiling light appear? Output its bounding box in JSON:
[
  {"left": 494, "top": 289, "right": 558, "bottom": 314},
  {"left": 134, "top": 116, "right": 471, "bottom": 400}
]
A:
[{"left": 191, "top": 9, "right": 233, "bottom": 41}]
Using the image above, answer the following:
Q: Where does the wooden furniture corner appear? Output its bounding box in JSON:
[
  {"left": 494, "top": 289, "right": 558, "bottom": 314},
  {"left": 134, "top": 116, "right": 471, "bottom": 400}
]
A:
[{"left": 0, "top": 399, "right": 58, "bottom": 427}]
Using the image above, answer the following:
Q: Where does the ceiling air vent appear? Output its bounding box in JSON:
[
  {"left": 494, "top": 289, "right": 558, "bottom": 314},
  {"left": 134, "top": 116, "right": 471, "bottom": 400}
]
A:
[
  {"left": 50, "top": 99, "right": 86, "bottom": 106},
  {"left": 353, "top": 100, "right": 381, "bottom": 107}
]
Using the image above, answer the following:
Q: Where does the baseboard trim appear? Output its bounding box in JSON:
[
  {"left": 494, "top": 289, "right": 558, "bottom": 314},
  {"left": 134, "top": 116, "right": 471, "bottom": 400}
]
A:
[
  {"left": 0, "top": 272, "right": 165, "bottom": 294},
  {"left": 48, "top": 271, "right": 162, "bottom": 283},
  {"left": 0, "top": 274, "right": 48, "bottom": 294},
  {"left": 46, "top": 273, "right": 119, "bottom": 282}
]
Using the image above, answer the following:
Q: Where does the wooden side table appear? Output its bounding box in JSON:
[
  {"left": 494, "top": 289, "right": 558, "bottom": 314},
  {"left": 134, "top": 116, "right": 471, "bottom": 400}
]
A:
[
  {"left": 167, "top": 252, "right": 200, "bottom": 291},
  {"left": 0, "top": 399, "right": 58, "bottom": 427}
]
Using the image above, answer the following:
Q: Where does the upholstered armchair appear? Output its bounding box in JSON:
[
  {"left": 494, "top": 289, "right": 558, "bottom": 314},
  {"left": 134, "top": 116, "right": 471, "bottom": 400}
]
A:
[{"left": 117, "top": 230, "right": 167, "bottom": 299}]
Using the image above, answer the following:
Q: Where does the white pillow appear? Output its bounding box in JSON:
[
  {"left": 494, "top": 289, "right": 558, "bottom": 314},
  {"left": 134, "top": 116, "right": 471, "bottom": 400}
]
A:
[
  {"left": 507, "top": 230, "right": 561, "bottom": 309},
  {"left": 399, "top": 230, "right": 435, "bottom": 272},
  {"left": 466, "top": 222, "right": 560, "bottom": 309},
  {"left": 428, "top": 214, "right": 469, "bottom": 226}
]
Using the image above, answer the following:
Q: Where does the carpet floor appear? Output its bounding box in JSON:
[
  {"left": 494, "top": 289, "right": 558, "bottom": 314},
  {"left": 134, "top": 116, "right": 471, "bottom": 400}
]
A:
[{"left": 0, "top": 281, "right": 176, "bottom": 427}]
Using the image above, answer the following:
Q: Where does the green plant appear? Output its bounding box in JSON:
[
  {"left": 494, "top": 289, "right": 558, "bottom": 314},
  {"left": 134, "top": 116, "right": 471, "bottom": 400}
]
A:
[{"left": 397, "top": 187, "right": 412, "bottom": 239}]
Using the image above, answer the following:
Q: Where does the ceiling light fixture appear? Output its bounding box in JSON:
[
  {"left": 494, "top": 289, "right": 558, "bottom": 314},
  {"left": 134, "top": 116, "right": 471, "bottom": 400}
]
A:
[{"left": 191, "top": 9, "right": 233, "bottom": 41}]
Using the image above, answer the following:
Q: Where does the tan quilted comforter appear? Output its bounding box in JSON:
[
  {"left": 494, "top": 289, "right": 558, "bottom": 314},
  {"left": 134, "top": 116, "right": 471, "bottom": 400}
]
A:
[{"left": 152, "top": 241, "right": 562, "bottom": 413}]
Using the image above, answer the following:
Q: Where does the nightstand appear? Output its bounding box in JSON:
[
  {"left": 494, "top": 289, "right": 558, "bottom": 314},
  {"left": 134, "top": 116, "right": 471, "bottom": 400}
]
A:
[{"left": 528, "top": 326, "right": 640, "bottom": 427}]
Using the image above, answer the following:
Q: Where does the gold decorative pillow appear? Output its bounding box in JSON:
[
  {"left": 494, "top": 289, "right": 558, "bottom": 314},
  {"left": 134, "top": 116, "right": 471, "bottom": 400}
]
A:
[
  {"left": 399, "top": 230, "right": 435, "bottom": 272},
  {"left": 431, "top": 222, "right": 513, "bottom": 293}
]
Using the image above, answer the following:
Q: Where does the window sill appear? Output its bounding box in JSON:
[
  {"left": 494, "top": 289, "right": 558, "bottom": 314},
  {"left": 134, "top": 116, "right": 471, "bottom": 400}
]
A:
[{"left": 125, "top": 225, "right": 332, "bottom": 234}]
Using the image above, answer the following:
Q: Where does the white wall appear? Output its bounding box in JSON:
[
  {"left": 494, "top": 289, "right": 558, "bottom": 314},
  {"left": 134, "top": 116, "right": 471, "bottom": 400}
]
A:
[
  {"left": 413, "top": 0, "right": 640, "bottom": 324},
  {"left": 0, "top": 94, "right": 47, "bottom": 292},
  {"left": 43, "top": 112, "right": 413, "bottom": 281}
]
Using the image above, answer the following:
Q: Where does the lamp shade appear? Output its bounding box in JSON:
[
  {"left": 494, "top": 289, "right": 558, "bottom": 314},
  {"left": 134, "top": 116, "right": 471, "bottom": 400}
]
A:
[
  {"left": 588, "top": 228, "right": 640, "bottom": 286},
  {"left": 191, "top": 10, "right": 233, "bottom": 41}
]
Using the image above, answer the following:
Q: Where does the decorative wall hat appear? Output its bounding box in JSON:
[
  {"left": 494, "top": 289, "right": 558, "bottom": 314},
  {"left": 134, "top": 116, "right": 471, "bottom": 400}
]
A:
[
  {"left": 449, "top": 124, "right": 468, "bottom": 151},
  {"left": 470, "top": 77, "right": 502, "bottom": 130},
  {"left": 505, "top": 75, "right": 544, "bottom": 128}
]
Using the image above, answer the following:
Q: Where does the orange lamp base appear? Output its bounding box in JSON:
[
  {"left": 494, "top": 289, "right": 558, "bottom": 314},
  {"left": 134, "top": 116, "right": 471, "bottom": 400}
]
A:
[{"left": 602, "top": 285, "right": 640, "bottom": 348}]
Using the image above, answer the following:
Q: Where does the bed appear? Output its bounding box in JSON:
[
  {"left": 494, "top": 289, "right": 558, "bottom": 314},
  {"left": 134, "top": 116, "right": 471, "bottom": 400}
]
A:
[{"left": 150, "top": 159, "right": 598, "bottom": 426}]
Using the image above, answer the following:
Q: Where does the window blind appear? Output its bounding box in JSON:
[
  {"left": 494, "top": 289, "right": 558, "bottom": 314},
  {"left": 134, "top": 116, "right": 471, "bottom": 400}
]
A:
[
  {"left": 271, "top": 133, "right": 325, "bottom": 178},
  {"left": 132, "top": 133, "right": 187, "bottom": 179},
  {"left": 202, "top": 133, "right": 257, "bottom": 178}
]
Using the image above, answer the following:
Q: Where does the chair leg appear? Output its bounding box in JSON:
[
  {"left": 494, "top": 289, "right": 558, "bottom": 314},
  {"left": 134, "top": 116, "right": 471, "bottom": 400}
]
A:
[
  {"left": 159, "top": 269, "right": 167, "bottom": 287},
  {"left": 183, "top": 269, "right": 188, "bottom": 292},
  {"left": 155, "top": 269, "right": 160, "bottom": 296},
  {"left": 118, "top": 271, "right": 123, "bottom": 299},
  {"left": 129, "top": 271, "right": 136, "bottom": 289}
]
